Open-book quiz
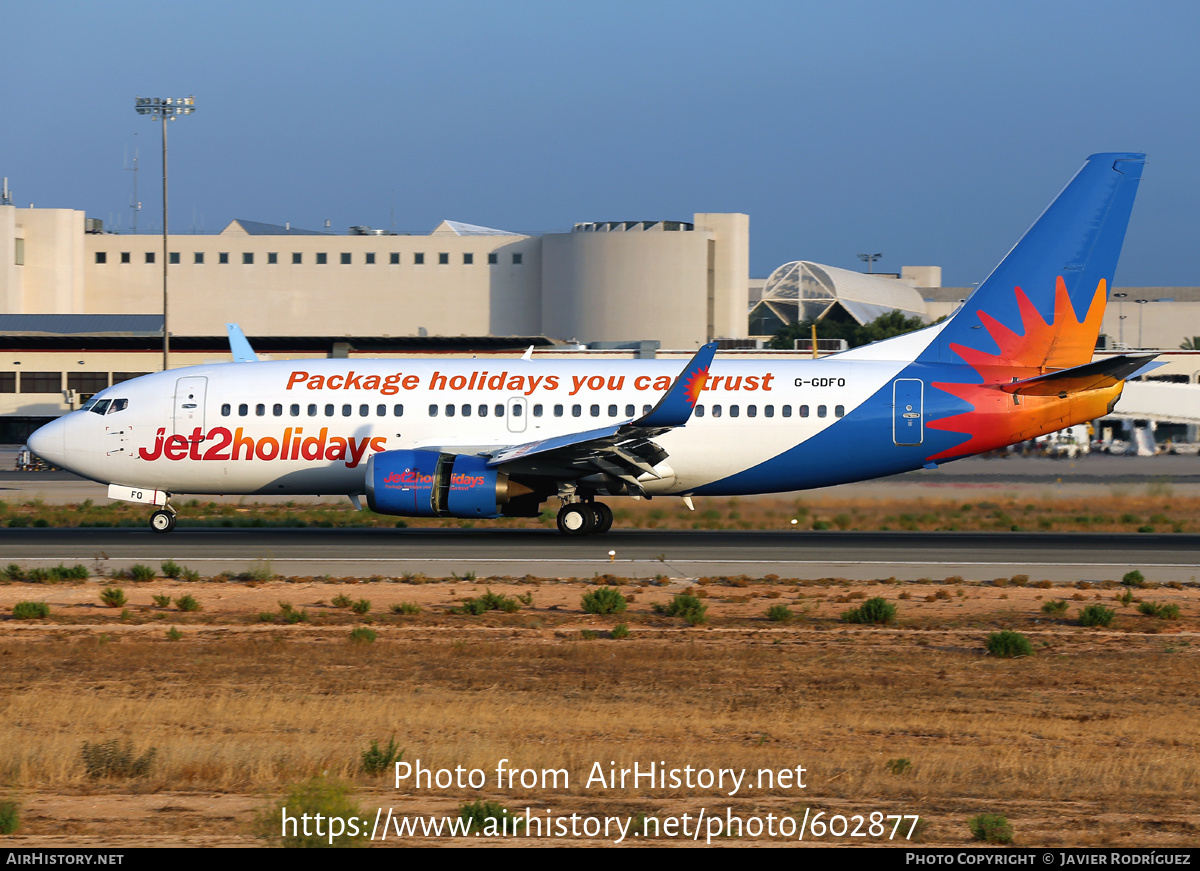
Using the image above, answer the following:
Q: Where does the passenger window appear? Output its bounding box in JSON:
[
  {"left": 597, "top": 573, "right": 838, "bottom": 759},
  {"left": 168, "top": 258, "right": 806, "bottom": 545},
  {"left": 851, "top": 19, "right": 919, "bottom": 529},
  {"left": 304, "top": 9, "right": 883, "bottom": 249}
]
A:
[
  {"left": 818, "top": 405, "right": 828, "bottom": 418},
  {"left": 221, "top": 403, "right": 231, "bottom": 417},
  {"left": 377, "top": 404, "right": 386, "bottom": 417},
  {"left": 359, "top": 404, "right": 369, "bottom": 417},
  {"left": 239, "top": 403, "right": 248, "bottom": 416},
  {"left": 446, "top": 405, "right": 455, "bottom": 417},
  {"left": 393, "top": 404, "right": 404, "bottom": 417},
  {"left": 290, "top": 404, "right": 300, "bottom": 417},
  {"left": 478, "top": 404, "right": 488, "bottom": 417},
  {"left": 572, "top": 404, "right": 581, "bottom": 417},
  {"left": 90, "top": 399, "right": 111, "bottom": 415},
  {"left": 799, "top": 405, "right": 809, "bottom": 418},
  {"left": 273, "top": 403, "right": 283, "bottom": 417},
  {"left": 461, "top": 404, "right": 471, "bottom": 417},
  {"left": 835, "top": 405, "right": 845, "bottom": 418},
  {"left": 342, "top": 404, "right": 352, "bottom": 417},
  {"left": 695, "top": 405, "right": 705, "bottom": 417},
  {"left": 607, "top": 404, "right": 617, "bottom": 417},
  {"left": 308, "top": 404, "right": 317, "bottom": 416},
  {"left": 747, "top": 405, "right": 757, "bottom": 418},
  {"left": 625, "top": 404, "right": 635, "bottom": 417},
  {"left": 730, "top": 405, "right": 740, "bottom": 418},
  {"left": 533, "top": 404, "right": 543, "bottom": 417},
  {"left": 765, "top": 405, "right": 774, "bottom": 418},
  {"left": 256, "top": 404, "right": 265, "bottom": 416},
  {"left": 495, "top": 404, "right": 505, "bottom": 417},
  {"left": 325, "top": 404, "right": 335, "bottom": 417},
  {"left": 429, "top": 404, "right": 438, "bottom": 417},
  {"left": 782, "top": 405, "right": 792, "bottom": 418},
  {"left": 590, "top": 404, "right": 599, "bottom": 417},
  {"left": 712, "top": 405, "right": 722, "bottom": 418},
  {"left": 643, "top": 405, "right": 652, "bottom": 415},
  {"left": 554, "top": 404, "right": 563, "bottom": 417},
  {"left": 512, "top": 404, "right": 522, "bottom": 417}
]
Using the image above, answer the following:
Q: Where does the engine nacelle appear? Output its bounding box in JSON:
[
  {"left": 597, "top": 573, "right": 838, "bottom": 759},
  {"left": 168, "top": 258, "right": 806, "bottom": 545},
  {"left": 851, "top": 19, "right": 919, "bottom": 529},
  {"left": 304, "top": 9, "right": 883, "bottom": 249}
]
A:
[{"left": 365, "top": 449, "right": 512, "bottom": 518}]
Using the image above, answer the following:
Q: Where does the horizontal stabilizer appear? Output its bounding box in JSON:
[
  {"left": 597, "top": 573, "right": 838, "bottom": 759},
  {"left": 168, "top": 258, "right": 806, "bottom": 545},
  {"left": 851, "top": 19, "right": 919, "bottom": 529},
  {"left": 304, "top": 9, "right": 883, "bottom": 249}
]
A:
[{"left": 1000, "top": 353, "right": 1158, "bottom": 396}]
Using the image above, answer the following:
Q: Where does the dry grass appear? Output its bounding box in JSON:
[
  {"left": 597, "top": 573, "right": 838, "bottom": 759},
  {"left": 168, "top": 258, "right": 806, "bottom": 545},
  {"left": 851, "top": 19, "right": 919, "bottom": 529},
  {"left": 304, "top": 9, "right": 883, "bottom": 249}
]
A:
[{"left": 0, "top": 575, "right": 1198, "bottom": 846}]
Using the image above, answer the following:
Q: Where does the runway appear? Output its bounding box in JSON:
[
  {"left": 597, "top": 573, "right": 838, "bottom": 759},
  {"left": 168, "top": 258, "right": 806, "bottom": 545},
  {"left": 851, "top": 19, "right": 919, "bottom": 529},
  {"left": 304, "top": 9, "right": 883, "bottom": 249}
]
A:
[{"left": 2, "top": 527, "right": 1197, "bottom": 583}]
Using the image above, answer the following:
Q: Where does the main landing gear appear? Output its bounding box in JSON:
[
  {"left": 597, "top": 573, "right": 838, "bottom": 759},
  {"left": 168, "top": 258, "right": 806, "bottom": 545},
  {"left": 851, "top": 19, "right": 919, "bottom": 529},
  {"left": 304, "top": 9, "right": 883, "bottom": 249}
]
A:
[
  {"left": 150, "top": 507, "right": 177, "bottom": 533},
  {"left": 556, "top": 500, "right": 613, "bottom": 536}
]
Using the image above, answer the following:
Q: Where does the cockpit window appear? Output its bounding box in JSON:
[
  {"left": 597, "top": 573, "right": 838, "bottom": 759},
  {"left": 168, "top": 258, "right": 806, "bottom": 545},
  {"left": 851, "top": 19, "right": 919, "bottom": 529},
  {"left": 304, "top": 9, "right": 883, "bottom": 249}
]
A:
[
  {"left": 80, "top": 395, "right": 101, "bottom": 412},
  {"left": 107, "top": 398, "right": 128, "bottom": 414},
  {"left": 89, "top": 399, "right": 112, "bottom": 415}
]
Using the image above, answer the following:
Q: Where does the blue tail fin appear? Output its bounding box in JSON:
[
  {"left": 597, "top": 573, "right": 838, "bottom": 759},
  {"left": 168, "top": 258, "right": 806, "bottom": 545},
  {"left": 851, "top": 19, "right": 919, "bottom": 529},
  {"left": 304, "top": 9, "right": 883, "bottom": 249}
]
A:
[{"left": 920, "top": 153, "right": 1144, "bottom": 368}]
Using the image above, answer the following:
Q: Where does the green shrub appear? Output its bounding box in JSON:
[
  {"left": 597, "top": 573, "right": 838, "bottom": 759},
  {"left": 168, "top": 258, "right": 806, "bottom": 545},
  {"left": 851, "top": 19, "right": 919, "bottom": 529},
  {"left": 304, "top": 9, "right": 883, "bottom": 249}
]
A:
[
  {"left": 1079, "top": 604, "right": 1115, "bottom": 628},
  {"left": 967, "top": 813, "right": 1013, "bottom": 844},
  {"left": 885, "top": 758, "right": 912, "bottom": 775},
  {"left": 361, "top": 737, "right": 402, "bottom": 776},
  {"left": 80, "top": 740, "right": 156, "bottom": 778},
  {"left": 27, "top": 568, "right": 49, "bottom": 583},
  {"left": 611, "top": 623, "right": 630, "bottom": 640},
  {"left": 174, "top": 595, "right": 201, "bottom": 612},
  {"left": 48, "top": 564, "right": 88, "bottom": 582},
  {"left": 130, "top": 564, "right": 156, "bottom": 581},
  {"left": 255, "top": 777, "right": 363, "bottom": 847},
  {"left": 166, "top": 627, "right": 183, "bottom": 641},
  {"left": 986, "top": 630, "right": 1033, "bottom": 658},
  {"left": 391, "top": 602, "right": 421, "bottom": 615},
  {"left": 12, "top": 601, "right": 49, "bottom": 620},
  {"left": 458, "top": 800, "right": 525, "bottom": 835},
  {"left": 652, "top": 593, "right": 708, "bottom": 625},
  {"left": 331, "top": 594, "right": 353, "bottom": 609},
  {"left": 350, "top": 598, "right": 371, "bottom": 616},
  {"left": 349, "top": 627, "right": 377, "bottom": 643},
  {"left": 581, "top": 586, "right": 627, "bottom": 615},
  {"left": 161, "top": 560, "right": 182, "bottom": 579},
  {"left": 1122, "top": 570, "right": 1146, "bottom": 588},
  {"left": 180, "top": 568, "right": 202, "bottom": 582},
  {"left": 766, "top": 604, "right": 794, "bottom": 623},
  {"left": 4, "top": 564, "right": 24, "bottom": 582},
  {"left": 152, "top": 594, "right": 171, "bottom": 608},
  {"left": 451, "top": 590, "right": 521, "bottom": 615},
  {"left": 1040, "top": 599, "right": 1069, "bottom": 616},
  {"left": 1138, "top": 601, "right": 1181, "bottom": 620},
  {"left": 580, "top": 629, "right": 601, "bottom": 640},
  {"left": 841, "top": 596, "right": 896, "bottom": 625},
  {"left": 0, "top": 798, "right": 19, "bottom": 835},
  {"left": 99, "top": 587, "right": 127, "bottom": 608}
]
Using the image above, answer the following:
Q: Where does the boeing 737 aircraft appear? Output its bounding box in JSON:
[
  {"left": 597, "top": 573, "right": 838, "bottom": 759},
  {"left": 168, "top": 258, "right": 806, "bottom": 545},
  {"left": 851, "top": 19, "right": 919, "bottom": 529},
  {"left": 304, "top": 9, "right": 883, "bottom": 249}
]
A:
[{"left": 28, "top": 153, "right": 1152, "bottom": 534}]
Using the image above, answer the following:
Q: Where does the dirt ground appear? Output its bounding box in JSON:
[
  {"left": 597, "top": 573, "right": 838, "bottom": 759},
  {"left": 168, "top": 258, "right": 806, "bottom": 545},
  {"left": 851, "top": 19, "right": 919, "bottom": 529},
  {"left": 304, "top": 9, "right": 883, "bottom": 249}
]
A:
[{"left": 1, "top": 571, "right": 1197, "bottom": 848}]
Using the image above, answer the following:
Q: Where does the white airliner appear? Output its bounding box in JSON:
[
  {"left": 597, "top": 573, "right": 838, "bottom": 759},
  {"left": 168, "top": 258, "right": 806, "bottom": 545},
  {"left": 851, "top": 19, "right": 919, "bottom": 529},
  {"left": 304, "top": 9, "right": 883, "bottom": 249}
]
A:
[{"left": 28, "top": 153, "right": 1154, "bottom": 534}]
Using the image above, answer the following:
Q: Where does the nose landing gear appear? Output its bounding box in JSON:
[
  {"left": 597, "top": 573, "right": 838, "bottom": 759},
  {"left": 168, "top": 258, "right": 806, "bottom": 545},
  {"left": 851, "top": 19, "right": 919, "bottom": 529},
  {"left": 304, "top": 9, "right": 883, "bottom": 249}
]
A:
[
  {"left": 556, "top": 500, "right": 613, "bottom": 536},
  {"left": 150, "top": 507, "right": 177, "bottom": 533}
]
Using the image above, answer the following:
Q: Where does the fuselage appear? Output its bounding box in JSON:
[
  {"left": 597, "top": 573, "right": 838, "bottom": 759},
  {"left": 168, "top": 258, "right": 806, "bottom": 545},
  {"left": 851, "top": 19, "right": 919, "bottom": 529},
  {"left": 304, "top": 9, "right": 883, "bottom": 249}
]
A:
[{"left": 27, "top": 337, "right": 1114, "bottom": 500}]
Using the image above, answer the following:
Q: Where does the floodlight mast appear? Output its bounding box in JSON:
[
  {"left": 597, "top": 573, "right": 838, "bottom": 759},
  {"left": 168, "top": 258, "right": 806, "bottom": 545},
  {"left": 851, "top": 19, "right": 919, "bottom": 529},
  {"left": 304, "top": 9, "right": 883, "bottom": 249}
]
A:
[{"left": 135, "top": 96, "right": 195, "bottom": 373}]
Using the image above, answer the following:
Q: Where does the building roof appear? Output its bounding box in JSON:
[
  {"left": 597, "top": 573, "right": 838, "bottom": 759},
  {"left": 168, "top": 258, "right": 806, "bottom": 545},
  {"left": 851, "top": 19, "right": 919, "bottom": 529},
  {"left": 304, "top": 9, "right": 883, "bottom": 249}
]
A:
[
  {"left": 431, "top": 220, "right": 520, "bottom": 236},
  {"left": 221, "top": 219, "right": 329, "bottom": 236},
  {"left": 754, "top": 261, "right": 929, "bottom": 326},
  {"left": 0, "top": 314, "right": 164, "bottom": 337}
]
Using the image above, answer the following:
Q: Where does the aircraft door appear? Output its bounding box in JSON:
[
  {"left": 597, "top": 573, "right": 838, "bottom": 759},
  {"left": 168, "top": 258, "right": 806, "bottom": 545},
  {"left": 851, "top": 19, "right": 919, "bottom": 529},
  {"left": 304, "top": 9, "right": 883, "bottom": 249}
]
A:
[
  {"left": 892, "top": 378, "right": 924, "bottom": 446},
  {"left": 173, "top": 376, "right": 208, "bottom": 436},
  {"left": 506, "top": 397, "right": 527, "bottom": 433}
]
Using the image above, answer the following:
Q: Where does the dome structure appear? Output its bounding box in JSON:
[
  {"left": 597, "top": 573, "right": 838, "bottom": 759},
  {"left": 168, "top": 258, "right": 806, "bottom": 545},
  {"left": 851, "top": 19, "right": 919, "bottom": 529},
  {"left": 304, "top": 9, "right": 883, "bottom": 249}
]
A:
[{"left": 749, "top": 261, "right": 929, "bottom": 337}]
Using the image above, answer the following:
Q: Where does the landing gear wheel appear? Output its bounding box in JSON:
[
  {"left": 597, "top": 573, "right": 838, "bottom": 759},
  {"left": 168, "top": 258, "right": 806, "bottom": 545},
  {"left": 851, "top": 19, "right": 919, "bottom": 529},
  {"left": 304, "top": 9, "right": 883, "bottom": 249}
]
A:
[
  {"left": 150, "top": 510, "right": 176, "bottom": 534},
  {"left": 556, "top": 503, "right": 596, "bottom": 536},
  {"left": 591, "top": 502, "right": 613, "bottom": 534}
]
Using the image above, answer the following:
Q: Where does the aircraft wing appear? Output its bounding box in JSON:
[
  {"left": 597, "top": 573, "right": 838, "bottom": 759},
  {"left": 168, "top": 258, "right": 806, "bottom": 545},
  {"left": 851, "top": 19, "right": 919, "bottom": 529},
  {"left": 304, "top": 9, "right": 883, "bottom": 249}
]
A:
[{"left": 481, "top": 342, "right": 717, "bottom": 493}]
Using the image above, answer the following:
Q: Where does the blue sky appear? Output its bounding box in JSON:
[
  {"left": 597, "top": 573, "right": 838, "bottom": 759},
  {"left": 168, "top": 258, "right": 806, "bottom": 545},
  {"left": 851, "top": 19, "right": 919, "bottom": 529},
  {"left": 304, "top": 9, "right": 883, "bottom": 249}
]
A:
[{"left": 3, "top": 0, "right": 1197, "bottom": 286}]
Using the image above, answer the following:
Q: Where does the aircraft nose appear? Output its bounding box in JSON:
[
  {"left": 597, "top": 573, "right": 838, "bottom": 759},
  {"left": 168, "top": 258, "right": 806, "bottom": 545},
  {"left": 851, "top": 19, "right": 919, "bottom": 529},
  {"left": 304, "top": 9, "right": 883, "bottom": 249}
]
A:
[{"left": 27, "top": 416, "right": 67, "bottom": 467}]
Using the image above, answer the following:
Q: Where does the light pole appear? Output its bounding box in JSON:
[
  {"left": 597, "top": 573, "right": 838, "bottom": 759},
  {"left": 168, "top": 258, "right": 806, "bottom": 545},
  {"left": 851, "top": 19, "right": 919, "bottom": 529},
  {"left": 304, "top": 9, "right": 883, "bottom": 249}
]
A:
[
  {"left": 1135, "top": 298, "right": 1149, "bottom": 349},
  {"left": 135, "top": 95, "right": 195, "bottom": 372},
  {"left": 1112, "top": 292, "right": 1128, "bottom": 347},
  {"left": 857, "top": 253, "right": 882, "bottom": 274}
]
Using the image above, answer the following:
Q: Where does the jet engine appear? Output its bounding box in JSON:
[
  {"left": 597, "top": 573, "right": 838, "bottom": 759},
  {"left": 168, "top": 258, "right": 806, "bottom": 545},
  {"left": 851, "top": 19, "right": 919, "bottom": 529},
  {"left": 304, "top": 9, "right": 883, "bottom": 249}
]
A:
[{"left": 365, "top": 449, "right": 528, "bottom": 518}]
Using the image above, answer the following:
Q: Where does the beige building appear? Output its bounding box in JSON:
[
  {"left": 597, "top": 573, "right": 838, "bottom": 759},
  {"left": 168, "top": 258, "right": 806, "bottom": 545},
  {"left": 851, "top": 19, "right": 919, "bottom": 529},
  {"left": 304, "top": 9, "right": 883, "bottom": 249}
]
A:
[{"left": 0, "top": 206, "right": 749, "bottom": 349}]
